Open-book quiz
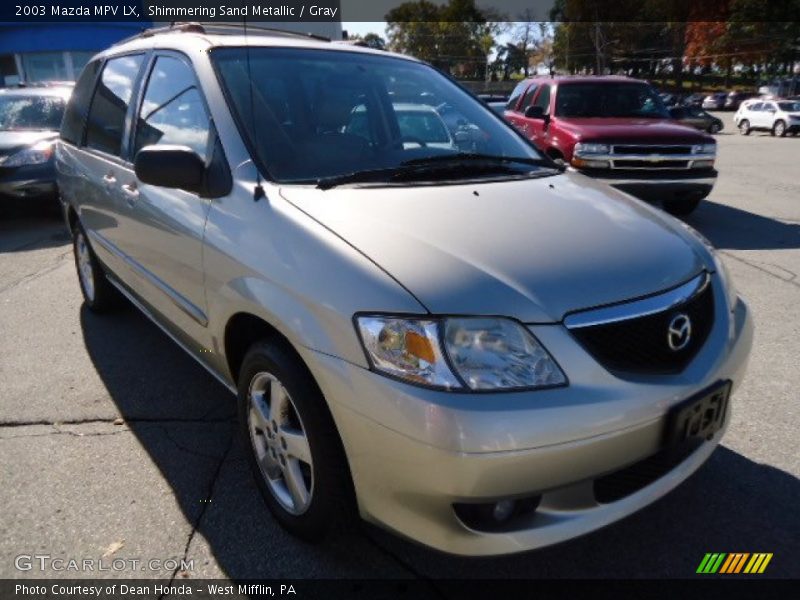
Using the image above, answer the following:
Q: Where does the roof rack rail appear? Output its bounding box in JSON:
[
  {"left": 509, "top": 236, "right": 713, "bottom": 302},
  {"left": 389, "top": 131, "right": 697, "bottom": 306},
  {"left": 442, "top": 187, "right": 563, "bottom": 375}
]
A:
[{"left": 113, "top": 22, "right": 331, "bottom": 46}]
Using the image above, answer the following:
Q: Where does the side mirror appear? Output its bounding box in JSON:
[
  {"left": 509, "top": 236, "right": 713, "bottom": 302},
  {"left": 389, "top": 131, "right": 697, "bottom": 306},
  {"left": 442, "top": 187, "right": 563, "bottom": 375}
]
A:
[
  {"left": 134, "top": 145, "right": 205, "bottom": 194},
  {"left": 524, "top": 105, "right": 545, "bottom": 120}
]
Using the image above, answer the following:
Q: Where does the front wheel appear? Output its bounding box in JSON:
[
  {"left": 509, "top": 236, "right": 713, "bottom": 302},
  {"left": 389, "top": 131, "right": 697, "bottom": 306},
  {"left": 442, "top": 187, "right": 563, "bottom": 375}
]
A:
[
  {"left": 708, "top": 122, "right": 721, "bottom": 134},
  {"left": 663, "top": 196, "right": 702, "bottom": 217},
  {"left": 772, "top": 120, "right": 786, "bottom": 137},
  {"left": 238, "top": 341, "right": 355, "bottom": 541},
  {"left": 738, "top": 119, "right": 751, "bottom": 135}
]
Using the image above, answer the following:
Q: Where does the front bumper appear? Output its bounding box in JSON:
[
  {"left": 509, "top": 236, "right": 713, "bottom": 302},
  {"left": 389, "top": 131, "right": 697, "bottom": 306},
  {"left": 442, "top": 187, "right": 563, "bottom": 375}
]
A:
[
  {"left": 0, "top": 162, "right": 57, "bottom": 200},
  {"left": 583, "top": 169, "right": 717, "bottom": 203},
  {"left": 299, "top": 283, "right": 752, "bottom": 556}
]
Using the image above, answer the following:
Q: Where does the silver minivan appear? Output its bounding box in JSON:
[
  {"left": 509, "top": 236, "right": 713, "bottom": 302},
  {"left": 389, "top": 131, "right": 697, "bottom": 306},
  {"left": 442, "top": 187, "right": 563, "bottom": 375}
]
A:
[{"left": 57, "top": 24, "right": 752, "bottom": 556}]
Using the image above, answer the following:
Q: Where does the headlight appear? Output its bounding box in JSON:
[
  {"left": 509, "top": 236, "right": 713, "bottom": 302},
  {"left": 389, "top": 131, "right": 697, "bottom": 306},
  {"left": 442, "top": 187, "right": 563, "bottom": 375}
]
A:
[
  {"left": 573, "top": 142, "right": 609, "bottom": 156},
  {"left": 691, "top": 143, "right": 716, "bottom": 155},
  {"left": 0, "top": 140, "right": 54, "bottom": 167},
  {"left": 356, "top": 317, "right": 461, "bottom": 389},
  {"left": 356, "top": 315, "right": 566, "bottom": 391}
]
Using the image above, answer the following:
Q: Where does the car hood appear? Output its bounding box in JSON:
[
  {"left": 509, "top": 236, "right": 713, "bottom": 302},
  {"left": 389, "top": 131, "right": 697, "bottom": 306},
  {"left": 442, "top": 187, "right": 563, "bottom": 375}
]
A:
[
  {"left": 557, "top": 118, "right": 709, "bottom": 142},
  {"left": 279, "top": 173, "right": 708, "bottom": 323},
  {"left": 0, "top": 130, "right": 58, "bottom": 154}
]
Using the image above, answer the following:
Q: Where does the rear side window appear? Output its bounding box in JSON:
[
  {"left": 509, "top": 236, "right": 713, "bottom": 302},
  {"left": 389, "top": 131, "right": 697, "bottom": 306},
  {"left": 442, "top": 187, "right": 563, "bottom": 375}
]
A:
[
  {"left": 60, "top": 60, "right": 100, "bottom": 144},
  {"left": 133, "top": 56, "right": 209, "bottom": 159},
  {"left": 505, "top": 80, "right": 528, "bottom": 111},
  {"left": 534, "top": 85, "right": 551, "bottom": 114},
  {"left": 85, "top": 54, "right": 144, "bottom": 156},
  {"left": 519, "top": 84, "right": 539, "bottom": 111}
]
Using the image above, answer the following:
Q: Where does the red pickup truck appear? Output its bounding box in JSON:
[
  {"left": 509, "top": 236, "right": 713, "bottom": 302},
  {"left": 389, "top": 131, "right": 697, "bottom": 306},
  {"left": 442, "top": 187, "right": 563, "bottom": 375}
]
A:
[{"left": 504, "top": 76, "right": 717, "bottom": 215}]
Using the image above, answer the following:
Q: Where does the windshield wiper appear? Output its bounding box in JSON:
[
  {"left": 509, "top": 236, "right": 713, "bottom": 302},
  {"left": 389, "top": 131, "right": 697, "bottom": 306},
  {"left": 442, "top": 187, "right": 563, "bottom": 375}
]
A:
[
  {"left": 315, "top": 154, "right": 558, "bottom": 190},
  {"left": 315, "top": 167, "right": 402, "bottom": 190}
]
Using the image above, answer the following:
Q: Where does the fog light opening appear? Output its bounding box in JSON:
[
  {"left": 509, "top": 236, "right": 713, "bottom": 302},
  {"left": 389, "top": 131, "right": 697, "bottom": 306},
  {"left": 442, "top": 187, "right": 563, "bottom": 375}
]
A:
[
  {"left": 453, "top": 495, "right": 541, "bottom": 532},
  {"left": 492, "top": 499, "right": 515, "bottom": 522}
]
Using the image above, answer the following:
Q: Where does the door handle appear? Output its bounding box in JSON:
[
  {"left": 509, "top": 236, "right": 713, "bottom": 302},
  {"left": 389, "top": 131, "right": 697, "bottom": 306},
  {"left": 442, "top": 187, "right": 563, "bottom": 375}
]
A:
[
  {"left": 102, "top": 172, "right": 116, "bottom": 187},
  {"left": 121, "top": 182, "right": 139, "bottom": 204}
]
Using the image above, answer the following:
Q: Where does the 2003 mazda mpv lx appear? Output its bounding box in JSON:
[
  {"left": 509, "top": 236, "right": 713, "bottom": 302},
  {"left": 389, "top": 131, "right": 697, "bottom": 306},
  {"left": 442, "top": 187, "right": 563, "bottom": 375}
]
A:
[{"left": 57, "top": 23, "right": 752, "bottom": 556}]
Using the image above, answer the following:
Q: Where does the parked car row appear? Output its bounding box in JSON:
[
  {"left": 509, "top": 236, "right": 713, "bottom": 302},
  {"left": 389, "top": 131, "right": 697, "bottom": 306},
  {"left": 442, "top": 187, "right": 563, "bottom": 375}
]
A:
[{"left": 659, "top": 90, "right": 757, "bottom": 111}]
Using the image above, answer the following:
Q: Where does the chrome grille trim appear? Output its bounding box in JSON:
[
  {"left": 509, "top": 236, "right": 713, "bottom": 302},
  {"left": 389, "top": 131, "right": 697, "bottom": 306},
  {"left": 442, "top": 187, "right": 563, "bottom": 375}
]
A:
[{"left": 564, "top": 272, "right": 710, "bottom": 329}]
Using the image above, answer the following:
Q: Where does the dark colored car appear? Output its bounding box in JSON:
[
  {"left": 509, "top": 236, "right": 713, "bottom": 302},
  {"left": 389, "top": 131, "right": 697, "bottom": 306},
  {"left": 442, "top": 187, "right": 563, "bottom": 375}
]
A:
[
  {"left": 683, "top": 93, "right": 706, "bottom": 108},
  {"left": 504, "top": 76, "right": 717, "bottom": 215},
  {"left": 702, "top": 92, "right": 728, "bottom": 110},
  {"left": 0, "top": 86, "right": 71, "bottom": 212},
  {"left": 724, "top": 91, "right": 756, "bottom": 111},
  {"left": 669, "top": 105, "right": 724, "bottom": 134}
]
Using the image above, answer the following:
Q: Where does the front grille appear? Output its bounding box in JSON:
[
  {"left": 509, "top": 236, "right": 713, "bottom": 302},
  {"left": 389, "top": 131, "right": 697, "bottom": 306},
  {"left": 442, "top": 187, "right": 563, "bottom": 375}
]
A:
[
  {"left": 614, "top": 159, "right": 690, "bottom": 169},
  {"left": 613, "top": 145, "right": 692, "bottom": 155},
  {"left": 604, "top": 144, "right": 698, "bottom": 170},
  {"left": 569, "top": 279, "right": 715, "bottom": 375}
]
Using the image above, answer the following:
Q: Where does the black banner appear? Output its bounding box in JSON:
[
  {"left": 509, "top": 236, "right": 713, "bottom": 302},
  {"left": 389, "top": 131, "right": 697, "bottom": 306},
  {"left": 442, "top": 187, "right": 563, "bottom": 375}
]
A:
[
  {"left": 2, "top": 579, "right": 797, "bottom": 600},
  {"left": 2, "top": 0, "right": 799, "bottom": 22}
]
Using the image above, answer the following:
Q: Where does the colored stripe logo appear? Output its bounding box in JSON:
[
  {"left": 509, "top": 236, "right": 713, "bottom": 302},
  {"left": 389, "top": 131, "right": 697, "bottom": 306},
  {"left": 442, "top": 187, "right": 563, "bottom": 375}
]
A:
[{"left": 697, "top": 553, "right": 773, "bottom": 574}]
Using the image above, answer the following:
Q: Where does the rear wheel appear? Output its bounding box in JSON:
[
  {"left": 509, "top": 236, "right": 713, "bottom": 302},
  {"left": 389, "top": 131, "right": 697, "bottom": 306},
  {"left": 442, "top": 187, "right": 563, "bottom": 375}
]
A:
[
  {"left": 663, "top": 196, "right": 702, "bottom": 217},
  {"left": 71, "top": 223, "right": 121, "bottom": 312},
  {"left": 772, "top": 120, "right": 786, "bottom": 137},
  {"left": 738, "top": 119, "right": 751, "bottom": 135},
  {"left": 238, "top": 340, "right": 355, "bottom": 541}
]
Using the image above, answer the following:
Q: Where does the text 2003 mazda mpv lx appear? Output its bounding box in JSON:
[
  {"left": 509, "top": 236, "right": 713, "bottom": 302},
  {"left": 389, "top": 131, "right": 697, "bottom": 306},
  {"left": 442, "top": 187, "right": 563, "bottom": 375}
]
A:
[{"left": 57, "top": 24, "right": 752, "bottom": 556}]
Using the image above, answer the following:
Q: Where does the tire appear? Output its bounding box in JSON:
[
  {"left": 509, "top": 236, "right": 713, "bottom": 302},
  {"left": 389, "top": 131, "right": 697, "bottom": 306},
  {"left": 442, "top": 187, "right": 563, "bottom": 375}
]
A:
[
  {"left": 738, "top": 119, "right": 751, "bottom": 135},
  {"left": 71, "top": 223, "right": 122, "bottom": 312},
  {"left": 772, "top": 120, "right": 786, "bottom": 138},
  {"left": 708, "top": 122, "right": 721, "bottom": 134},
  {"left": 663, "top": 196, "right": 702, "bottom": 217},
  {"left": 238, "top": 340, "right": 355, "bottom": 541}
]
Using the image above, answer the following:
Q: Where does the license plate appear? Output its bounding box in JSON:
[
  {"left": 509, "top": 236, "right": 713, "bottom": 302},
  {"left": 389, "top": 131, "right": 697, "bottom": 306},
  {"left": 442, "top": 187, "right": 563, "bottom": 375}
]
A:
[{"left": 663, "top": 381, "right": 731, "bottom": 447}]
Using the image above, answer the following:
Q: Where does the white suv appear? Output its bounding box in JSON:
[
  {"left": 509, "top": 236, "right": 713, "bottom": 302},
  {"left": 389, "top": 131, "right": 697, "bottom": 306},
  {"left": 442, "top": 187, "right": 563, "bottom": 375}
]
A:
[{"left": 734, "top": 99, "right": 800, "bottom": 137}]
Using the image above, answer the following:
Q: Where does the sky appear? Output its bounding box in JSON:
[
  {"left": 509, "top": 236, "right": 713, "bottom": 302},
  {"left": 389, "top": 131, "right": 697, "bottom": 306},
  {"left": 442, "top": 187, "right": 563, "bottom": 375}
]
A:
[{"left": 341, "top": 21, "right": 388, "bottom": 39}]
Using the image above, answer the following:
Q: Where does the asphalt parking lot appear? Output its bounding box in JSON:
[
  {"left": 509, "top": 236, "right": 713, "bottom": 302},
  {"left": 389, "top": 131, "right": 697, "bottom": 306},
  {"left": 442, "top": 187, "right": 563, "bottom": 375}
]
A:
[{"left": 1, "top": 111, "right": 798, "bottom": 582}]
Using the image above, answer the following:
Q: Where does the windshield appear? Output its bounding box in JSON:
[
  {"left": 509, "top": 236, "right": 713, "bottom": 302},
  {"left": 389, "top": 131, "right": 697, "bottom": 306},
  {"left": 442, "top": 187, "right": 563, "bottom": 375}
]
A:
[
  {"left": 0, "top": 95, "right": 65, "bottom": 131},
  {"left": 778, "top": 101, "right": 800, "bottom": 112},
  {"left": 211, "top": 48, "right": 547, "bottom": 184},
  {"left": 555, "top": 82, "right": 669, "bottom": 119}
]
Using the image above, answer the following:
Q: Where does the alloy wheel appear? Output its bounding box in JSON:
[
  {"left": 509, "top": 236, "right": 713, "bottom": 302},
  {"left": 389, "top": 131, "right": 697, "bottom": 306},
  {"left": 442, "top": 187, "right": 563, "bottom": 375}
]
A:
[
  {"left": 247, "top": 372, "right": 314, "bottom": 515},
  {"left": 75, "top": 232, "right": 95, "bottom": 302}
]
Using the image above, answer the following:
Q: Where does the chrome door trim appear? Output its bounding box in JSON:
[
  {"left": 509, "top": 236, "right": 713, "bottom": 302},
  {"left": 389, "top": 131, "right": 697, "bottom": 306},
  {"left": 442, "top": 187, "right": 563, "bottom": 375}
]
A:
[
  {"left": 564, "top": 272, "right": 710, "bottom": 329},
  {"left": 88, "top": 230, "right": 209, "bottom": 327}
]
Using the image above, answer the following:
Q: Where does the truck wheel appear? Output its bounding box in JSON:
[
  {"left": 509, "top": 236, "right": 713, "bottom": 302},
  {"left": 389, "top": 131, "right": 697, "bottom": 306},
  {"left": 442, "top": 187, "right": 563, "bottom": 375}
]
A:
[
  {"left": 238, "top": 340, "right": 356, "bottom": 541},
  {"left": 663, "top": 197, "right": 702, "bottom": 217},
  {"left": 71, "top": 223, "right": 122, "bottom": 313},
  {"left": 738, "top": 119, "right": 751, "bottom": 135},
  {"left": 772, "top": 120, "right": 786, "bottom": 137}
]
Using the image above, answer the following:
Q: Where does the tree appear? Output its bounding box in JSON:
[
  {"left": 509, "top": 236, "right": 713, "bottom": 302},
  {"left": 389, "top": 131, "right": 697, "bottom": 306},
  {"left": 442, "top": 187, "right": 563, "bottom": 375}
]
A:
[{"left": 386, "top": 0, "right": 505, "bottom": 78}]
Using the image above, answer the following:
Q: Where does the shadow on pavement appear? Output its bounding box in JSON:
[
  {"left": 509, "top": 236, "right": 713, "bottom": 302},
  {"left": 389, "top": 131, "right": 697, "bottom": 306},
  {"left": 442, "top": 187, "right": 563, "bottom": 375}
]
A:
[
  {"left": 0, "top": 213, "right": 69, "bottom": 253},
  {"left": 688, "top": 200, "right": 800, "bottom": 251},
  {"left": 80, "top": 303, "right": 800, "bottom": 579}
]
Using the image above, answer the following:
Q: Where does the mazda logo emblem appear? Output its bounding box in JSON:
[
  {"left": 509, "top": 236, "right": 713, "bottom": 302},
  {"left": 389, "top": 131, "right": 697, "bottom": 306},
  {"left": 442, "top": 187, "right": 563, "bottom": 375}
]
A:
[{"left": 667, "top": 314, "right": 692, "bottom": 351}]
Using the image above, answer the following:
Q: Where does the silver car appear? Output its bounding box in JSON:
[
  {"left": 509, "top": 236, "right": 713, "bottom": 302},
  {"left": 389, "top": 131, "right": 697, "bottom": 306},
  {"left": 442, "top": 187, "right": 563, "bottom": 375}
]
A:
[{"left": 57, "top": 24, "right": 752, "bottom": 556}]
